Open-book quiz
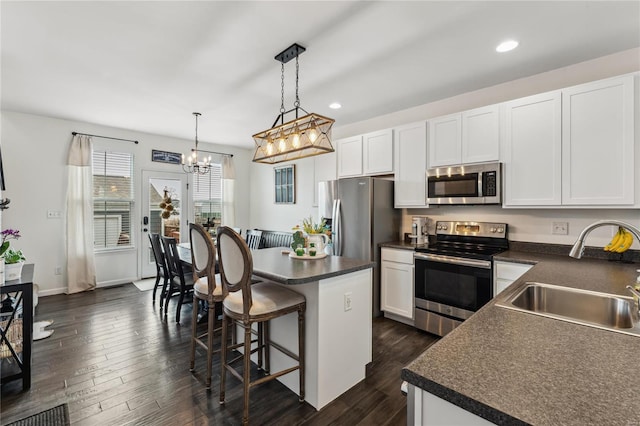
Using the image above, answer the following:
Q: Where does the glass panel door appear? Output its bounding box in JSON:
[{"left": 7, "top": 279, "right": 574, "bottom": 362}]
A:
[{"left": 141, "top": 171, "right": 188, "bottom": 278}]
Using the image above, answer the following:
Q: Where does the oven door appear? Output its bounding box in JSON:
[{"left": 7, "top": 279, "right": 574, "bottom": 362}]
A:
[{"left": 414, "top": 253, "right": 492, "bottom": 316}]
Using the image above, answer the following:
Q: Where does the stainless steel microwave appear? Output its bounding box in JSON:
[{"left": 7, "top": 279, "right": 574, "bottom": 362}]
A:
[{"left": 427, "top": 162, "right": 501, "bottom": 205}]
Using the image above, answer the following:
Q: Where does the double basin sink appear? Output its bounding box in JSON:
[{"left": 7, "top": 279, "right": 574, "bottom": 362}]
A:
[{"left": 497, "top": 282, "right": 640, "bottom": 338}]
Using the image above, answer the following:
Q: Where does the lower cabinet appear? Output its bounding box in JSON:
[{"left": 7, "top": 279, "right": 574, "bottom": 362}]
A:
[
  {"left": 493, "top": 260, "right": 533, "bottom": 296},
  {"left": 381, "top": 248, "right": 414, "bottom": 323}
]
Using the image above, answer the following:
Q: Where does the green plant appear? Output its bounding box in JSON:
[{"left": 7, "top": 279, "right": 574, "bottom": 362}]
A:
[
  {"left": 301, "top": 217, "right": 327, "bottom": 234},
  {"left": 0, "top": 229, "right": 21, "bottom": 258},
  {"left": 4, "top": 248, "right": 25, "bottom": 264}
]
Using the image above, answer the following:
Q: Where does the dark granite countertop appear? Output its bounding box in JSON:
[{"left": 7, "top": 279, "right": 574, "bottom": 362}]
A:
[
  {"left": 402, "top": 252, "right": 640, "bottom": 425},
  {"left": 379, "top": 240, "right": 426, "bottom": 250},
  {"left": 251, "top": 247, "right": 374, "bottom": 285}
]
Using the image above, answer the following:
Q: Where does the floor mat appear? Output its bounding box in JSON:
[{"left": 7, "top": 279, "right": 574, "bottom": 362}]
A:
[
  {"left": 133, "top": 278, "right": 157, "bottom": 291},
  {"left": 4, "top": 403, "right": 69, "bottom": 426}
]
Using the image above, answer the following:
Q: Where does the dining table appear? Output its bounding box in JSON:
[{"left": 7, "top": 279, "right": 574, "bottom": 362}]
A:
[{"left": 176, "top": 242, "right": 375, "bottom": 410}]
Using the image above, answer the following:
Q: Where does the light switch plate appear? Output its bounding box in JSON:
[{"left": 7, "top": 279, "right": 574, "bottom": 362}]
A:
[{"left": 552, "top": 222, "right": 569, "bottom": 235}]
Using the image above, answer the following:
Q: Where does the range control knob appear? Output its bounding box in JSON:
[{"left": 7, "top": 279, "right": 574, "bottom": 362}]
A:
[
  {"left": 442, "top": 225, "right": 448, "bottom": 230},
  {"left": 497, "top": 227, "right": 505, "bottom": 233},
  {"left": 490, "top": 227, "right": 497, "bottom": 233}
]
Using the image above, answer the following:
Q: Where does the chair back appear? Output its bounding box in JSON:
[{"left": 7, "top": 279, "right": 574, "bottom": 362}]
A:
[
  {"left": 161, "top": 236, "right": 186, "bottom": 284},
  {"left": 189, "top": 223, "right": 216, "bottom": 297},
  {"left": 217, "top": 226, "right": 254, "bottom": 318},
  {"left": 149, "top": 233, "right": 168, "bottom": 276},
  {"left": 245, "top": 229, "right": 263, "bottom": 250}
]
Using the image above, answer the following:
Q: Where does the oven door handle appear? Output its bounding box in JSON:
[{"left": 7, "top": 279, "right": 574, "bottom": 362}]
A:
[{"left": 414, "top": 253, "right": 492, "bottom": 269}]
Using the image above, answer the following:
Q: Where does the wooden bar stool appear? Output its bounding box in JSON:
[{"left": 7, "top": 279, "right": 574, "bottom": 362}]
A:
[
  {"left": 188, "top": 223, "right": 224, "bottom": 389},
  {"left": 216, "top": 226, "right": 306, "bottom": 425}
]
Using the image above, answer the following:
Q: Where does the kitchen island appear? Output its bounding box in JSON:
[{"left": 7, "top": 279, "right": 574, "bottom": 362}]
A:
[
  {"left": 402, "top": 251, "right": 640, "bottom": 425},
  {"left": 194, "top": 246, "right": 375, "bottom": 410}
]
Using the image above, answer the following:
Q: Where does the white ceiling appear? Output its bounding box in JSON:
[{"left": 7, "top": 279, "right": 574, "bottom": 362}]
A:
[{"left": 2, "top": 1, "right": 639, "bottom": 150}]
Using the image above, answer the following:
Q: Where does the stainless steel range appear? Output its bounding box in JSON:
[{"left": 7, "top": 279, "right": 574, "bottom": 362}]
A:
[{"left": 413, "top": 221, "right": 508, "bottom": 336}]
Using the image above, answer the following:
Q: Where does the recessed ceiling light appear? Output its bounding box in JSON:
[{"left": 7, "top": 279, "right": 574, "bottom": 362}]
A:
[
  {"left": 329, "top": 102, "right": 342, "bottom": 109},
  {"left": 496, "top": 40, "right": 519, "bottom": 53}
]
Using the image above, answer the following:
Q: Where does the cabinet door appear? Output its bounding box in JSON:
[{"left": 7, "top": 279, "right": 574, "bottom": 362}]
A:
[
  {"left": 363, "top": 129, "right": 393, "bottom": 175},
  {"left": 313, "top": 151, "right": 337, "bottom": 207},
  {"left": 493, "top": 261, "right": 533, "bottom": 296},
  {"left": 337, "top": 136, "right": 363, "bottom": 178},
  {"left": 462, "top": 105, "right": 499, "bottom": 164},
  {"left": 381, "top": 260, "right": 414, "bottom": 319},
  {"left": 562, "top": 75, "right": 635, "bottom": 205},
  {"left": 503, "top": 91, "right": 562, "bottom": 206},
  {"left": 394, "top": 122, "right": 427, "bottom": 207},
  {"left": 428, "top": 114, "right": 461, "bottom": 167}
]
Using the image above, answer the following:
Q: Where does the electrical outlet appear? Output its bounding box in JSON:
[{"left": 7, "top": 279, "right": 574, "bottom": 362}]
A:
[
  {"left": 47, "top": 210, "right": 62, "bottom": 219},
  {"left": 552, "top": 222, "right": 569, "bottom": 235},
  {"left": 54, "top": 267, "right": 62, "bottom": 275},
  {"left": 344, "top": 292, "right": 352, "bottom": 312}
]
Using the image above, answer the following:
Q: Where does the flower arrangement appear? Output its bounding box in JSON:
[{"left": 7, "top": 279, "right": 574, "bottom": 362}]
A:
[
  {"left": 292, "top": 217, "right": 331, "bottom": 236},
  {"left": 0, "top": 229, "right": 21, "bottom": 263}
]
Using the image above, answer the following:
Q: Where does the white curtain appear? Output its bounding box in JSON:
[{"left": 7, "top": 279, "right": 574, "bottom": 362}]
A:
[
  {"left": 66, "top": 134, "right": 96, "bottom": 294},
  {"left": 221, "top": 155, "right": 236, "bottom": 227}
]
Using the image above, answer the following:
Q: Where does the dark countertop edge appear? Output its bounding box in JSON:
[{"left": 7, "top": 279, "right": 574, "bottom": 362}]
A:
[
  {"left": 258, "top": 261, "right": 375, "bottom": 285},
  {"left": 379, "top": 241, "right": 426, "bottom": 250},
  {"left": 401, "top": 368, "right": 529, "bottom": 426}
]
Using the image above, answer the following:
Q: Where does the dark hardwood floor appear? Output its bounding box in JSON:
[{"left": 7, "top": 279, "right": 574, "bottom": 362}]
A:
[{"left": 1, "top": 284, "right": 438, "bottom": 425}]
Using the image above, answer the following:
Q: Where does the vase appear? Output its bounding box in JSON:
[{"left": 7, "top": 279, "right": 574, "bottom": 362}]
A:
[
  {"left": 5, "top": 261, "right": 24, "bottom": 281},
  {"left": 0, "top": 262, "right": 4, "bottom": 285}
]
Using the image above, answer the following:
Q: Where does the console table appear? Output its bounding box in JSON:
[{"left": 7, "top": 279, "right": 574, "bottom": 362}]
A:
[{"left": 0, "top": 263, "right": 33, "bottom": 391}]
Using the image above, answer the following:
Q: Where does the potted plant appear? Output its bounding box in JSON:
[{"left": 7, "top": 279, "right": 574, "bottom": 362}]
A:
[{"left": 0, "top": 229, "right": 23, "bottom": 282}]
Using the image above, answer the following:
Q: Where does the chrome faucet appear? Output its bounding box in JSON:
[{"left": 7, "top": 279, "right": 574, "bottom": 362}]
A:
[{"left": 569, "top": 220, "right": 640, "bottom": 259}]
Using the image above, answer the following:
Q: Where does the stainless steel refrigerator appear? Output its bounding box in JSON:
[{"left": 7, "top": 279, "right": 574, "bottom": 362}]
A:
[{"left": 318, "top": 177, "right": 401, "bottom": 317}]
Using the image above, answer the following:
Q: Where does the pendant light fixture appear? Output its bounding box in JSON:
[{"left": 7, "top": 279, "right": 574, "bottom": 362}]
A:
[
  {"left": 252, "top": 43, "right": 335, "bottom": 164},
  {"left": 182, "top": 112, "right": 211, "bottom": 175}
]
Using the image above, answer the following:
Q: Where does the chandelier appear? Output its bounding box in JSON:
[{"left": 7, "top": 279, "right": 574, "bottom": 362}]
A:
[
  {"left": 252, "top": 43, "right": 335, "bottom": 164},
  {"left": 182, "top": 112, "right": 211, "bottom": 175}
]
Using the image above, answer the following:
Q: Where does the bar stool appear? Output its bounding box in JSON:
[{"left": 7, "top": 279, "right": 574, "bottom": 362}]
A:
[
  {"left": 216, "top": 226, "right": 306, "bottom": 425},
  {"left": 188, "top": 223, "right": 224, "bottom": 389}
]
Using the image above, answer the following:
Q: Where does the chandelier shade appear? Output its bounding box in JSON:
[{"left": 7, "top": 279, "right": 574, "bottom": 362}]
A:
[{"left": 252, "top": 43, "right": 335, "bottom": 164}]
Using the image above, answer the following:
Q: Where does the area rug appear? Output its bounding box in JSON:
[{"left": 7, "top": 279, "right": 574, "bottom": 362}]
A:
[
  {"left": 133, "top": 278, "right": 157, "bottom": 292},
  {"left": 4, "top": 403, "right": 69, "bottom": 426}
]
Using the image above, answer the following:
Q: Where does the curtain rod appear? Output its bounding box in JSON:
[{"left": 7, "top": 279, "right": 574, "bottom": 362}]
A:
[
  {"left": 72, "top": 132, "right": 139, "bottom": 144},
  {"left": 191, "top": 148, "right": 233, "bottom": 158}
]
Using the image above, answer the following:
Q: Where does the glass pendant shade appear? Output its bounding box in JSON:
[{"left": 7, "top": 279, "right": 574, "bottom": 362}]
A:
[{"left": 252, "top": 112, "right": 335, "bottom": 164}]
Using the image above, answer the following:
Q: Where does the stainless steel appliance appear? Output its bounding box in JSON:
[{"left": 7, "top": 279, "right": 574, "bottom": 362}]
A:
[
  {"left": 411, "top": 216, "right": 429, "bottom": 245},
  {"left": 319, "top": 177, "right": 401, "bottom": 317},
  {"left": 414, "top": 221, "right": 508, "bottom": 336},
  {"left": 427, "top": 162, "right": 501, "bottom": 205}
]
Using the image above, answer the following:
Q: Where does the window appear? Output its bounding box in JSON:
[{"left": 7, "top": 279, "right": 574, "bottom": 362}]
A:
[
  {"left": 193, "top": 164, "right": 223, "bottom": 232},
  {"left": 93, "top": 151, "right": 134, "bottom": 249},
  {"left": 274, "top": 165, "right": 295, "bottom": 204}
]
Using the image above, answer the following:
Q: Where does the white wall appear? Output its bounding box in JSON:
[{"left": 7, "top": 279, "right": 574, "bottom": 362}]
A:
[
  {"left": 250, "top": 48, "right": 640, "bottom": 248},
  {"left": 1, "top": 110, "right": 252, "bottom": 295}
]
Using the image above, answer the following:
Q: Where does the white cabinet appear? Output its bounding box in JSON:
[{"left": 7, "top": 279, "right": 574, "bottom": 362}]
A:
[
  {"left": 428, "top": 105, "right": 499, "bottom": 168},
  {"left": 394, "top": 121, "right": 427, "bottom": 208},
  {"left": 336, "top": 136, "right": 363, "bottom": 177},
  {"left": 561, "top": 74, "right": 635, "bottom": 206},
  {"left": 502, "top": 74, "right": 636, "bottom": 208},
  {"left": 312, "top": 151, "right": 337, "bottom": 207},
  {"left": 381, "top": 248, "right": 414, "bottom": 322},
  {"left": 493, "top": 260, "right": 533, "bottom": 296},
  {"left": 337, "top": 129, "right": 393, "bottom": 178},
  {"left": 363, "top": 129, "right": 394, "bottom": 175},
  {"left": 502, "top": 91, "right": 562, "bottom": 206}
]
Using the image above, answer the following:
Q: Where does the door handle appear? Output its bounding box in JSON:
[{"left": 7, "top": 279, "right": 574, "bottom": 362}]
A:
[
  {"left": 143, "top": 216, "right": 149, "bottom": 225},
  {"left": 143, "top": 228, "right": 148, "bottom": 232}
]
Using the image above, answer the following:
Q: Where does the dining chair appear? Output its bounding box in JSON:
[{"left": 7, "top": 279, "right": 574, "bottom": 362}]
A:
[
  {"left": 161, "top": 236, "right": 195, "bottom": 323},
  {"left": 148, "top": 233, "right": 169, "bottom": 305},
  {"left": 188, "top": 223, "right": 225, "bottom": 389},
  {"left": 245, "top": 229, "right": 262, "bottom": 250},
  {"left": 217, "top": 226, "right": 306, "bottom": 425}
]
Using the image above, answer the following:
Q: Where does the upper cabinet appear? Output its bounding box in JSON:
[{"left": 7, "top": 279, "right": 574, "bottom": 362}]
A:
[
  {"left": 503, "top": 91, "right": 562, "bottom": 206},
  {"left": 394, "top": 121, "right": 427, "bottom": 208},
  {"left": 561, "top": 75, "right": 635, "bottom": 206},
  {"left": 337, "top": 129, "right": 393, "bottom": 178},
  {"left": 428, "top": 105, "right": 499, "bottom": 168},
  {"left": 502, "top": 74, "right": 636, "bottom": 208}
]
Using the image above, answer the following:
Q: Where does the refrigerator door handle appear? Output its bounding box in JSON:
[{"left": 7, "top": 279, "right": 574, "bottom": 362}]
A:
[{"left": 334, "top": 199, "right": 342, "bottom": 256}]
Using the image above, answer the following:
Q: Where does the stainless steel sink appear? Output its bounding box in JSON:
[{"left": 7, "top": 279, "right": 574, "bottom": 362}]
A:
[{"left": 497, "top": 282, "right": 640, "bottom": 337}]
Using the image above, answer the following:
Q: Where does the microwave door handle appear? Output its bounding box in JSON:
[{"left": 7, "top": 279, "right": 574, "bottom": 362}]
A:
[
  {"left": 477, "top": 171, "right": 483, "bottom": 197},
  {"left": 334, "top": 199, "right": 342, "bottom": 256}
]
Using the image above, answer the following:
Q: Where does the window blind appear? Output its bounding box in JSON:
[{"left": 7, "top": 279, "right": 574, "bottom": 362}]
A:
[
  {"left": 193, "top": 163, "right": 223, "bottom": 228},
  {"left": 92, "top": 151, "right": 134, "bottom": 249}
]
